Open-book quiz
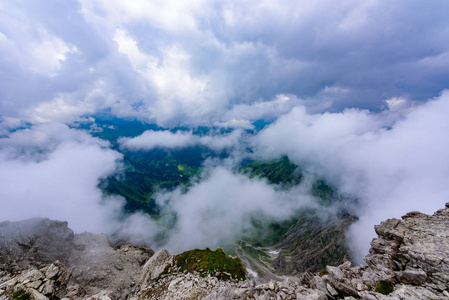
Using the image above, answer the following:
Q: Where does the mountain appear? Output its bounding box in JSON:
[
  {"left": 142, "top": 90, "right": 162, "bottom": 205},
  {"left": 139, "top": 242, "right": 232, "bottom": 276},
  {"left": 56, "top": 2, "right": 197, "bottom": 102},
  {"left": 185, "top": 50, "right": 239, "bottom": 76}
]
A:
[
  {"left": 2, "top": 203, "right": 449, "bottom": 299},
  {"left": 76, "top": 121, "right": 358, "bottom": 279},
  {"left": 236, "top": 157, "right": 357, "bottom": 277},
  {"left": 99, "top": 148, "right": 357, "bottom": 277}
]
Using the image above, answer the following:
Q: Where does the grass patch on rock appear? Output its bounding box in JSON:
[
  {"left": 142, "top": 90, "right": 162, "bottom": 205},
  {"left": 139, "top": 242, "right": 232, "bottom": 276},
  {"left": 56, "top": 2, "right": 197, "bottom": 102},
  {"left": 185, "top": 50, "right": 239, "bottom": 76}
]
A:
[
  {"left": 375, "top": 280, "right": 394, "bottom": 295},
  {"left": 174, "top": 248, "right": 246, "bottom": 281},
  {"left": 10, "top": 290, "right": 31, "bottom": 300}
]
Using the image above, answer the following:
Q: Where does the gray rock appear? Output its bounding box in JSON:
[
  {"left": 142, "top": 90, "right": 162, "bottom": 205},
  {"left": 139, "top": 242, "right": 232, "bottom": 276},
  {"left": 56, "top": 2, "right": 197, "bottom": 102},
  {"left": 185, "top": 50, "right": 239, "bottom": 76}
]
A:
[
  {"left": 68, "top": 232, "right": 152, "bottom": 299},
  {"left": 0, "top": 277, "right": 17, "bottom": 289},
  {"left": 42, "top": 280, "right": 55, "bottom": 295},
  {"left": 326, "top": 283, "right": 338, "bottom": 297},
  {"left": 365, "top": 204, "right": 449, "bottom": 292},
  {"left": 295, "top": 286, "right": 327, "bottom": 300},
  {"left": 45, "top": 263, "right": 60, "bottom": 279},
  {"left": 398, "top": 267, "right": 427, "bottom": 285},
  {"left": 390, "top": 284, "right": 443, "bottom": 299},
  {"left": 5, "top": 204, "right": 449, "bottom": 300},
  {"left": 20, "top": 269, "right": 44, "bottom": 283},
  {"left": 25, "top": 279, "right": 42, "bottom": 289},
  {"left": 29, "top": 289, "right": 49, "bottom": 300},
  {"left": 140, "top": 249, "right": 173, "bottom": 285},
  {"left": 0, "top": 218, "right": 74, "bottom": 272}
]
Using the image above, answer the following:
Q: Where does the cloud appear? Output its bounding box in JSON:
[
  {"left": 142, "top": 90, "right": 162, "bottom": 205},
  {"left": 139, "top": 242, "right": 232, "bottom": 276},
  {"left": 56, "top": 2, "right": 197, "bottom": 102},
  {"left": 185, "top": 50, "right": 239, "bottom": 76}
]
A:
[
  {"left": 198, "top": 129, "right": 245, "bottom": 152},
  {"left": 0, "top": 123, "right": 158, "bottom": 244},
  {"left": 1, "top": 0, "right": 449, "bottom": 126},
  {"left": 119, "top": 130, "right": 196, "bottom": 150},
  {"left": 154, "top": 166, "right": 319, "bottom": 252},
  {"left": 1, "top": 0, "right": 449, "bottom": 264},
  {"left": 214, "top": 119, "right": 254, "bottom": 130},
  {"left": 119, "top": 129, "right": 245, "bottom": 152},
  {"left": 254, "top": 90, "right": 449, "bottom": 262},
  {"left": 384, "top": 97, "right": 422, "bottom": 115},
  {"left": 223, "top": 94, "right": 305, "bottom": 123}
]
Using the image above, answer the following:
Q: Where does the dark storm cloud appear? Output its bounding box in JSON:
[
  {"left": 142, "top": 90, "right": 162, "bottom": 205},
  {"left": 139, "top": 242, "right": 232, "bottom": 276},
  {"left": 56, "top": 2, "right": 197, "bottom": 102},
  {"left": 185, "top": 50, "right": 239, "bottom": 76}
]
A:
[{"left": 0, "top": 0, "right": 448, "bottom": 125}]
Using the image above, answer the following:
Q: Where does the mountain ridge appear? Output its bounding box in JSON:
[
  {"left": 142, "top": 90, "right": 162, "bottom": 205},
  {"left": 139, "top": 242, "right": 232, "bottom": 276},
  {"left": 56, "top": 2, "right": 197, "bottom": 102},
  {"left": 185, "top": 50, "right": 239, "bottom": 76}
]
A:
[{"left": 2, "top": 203, "right": 449, "bottom": 299}]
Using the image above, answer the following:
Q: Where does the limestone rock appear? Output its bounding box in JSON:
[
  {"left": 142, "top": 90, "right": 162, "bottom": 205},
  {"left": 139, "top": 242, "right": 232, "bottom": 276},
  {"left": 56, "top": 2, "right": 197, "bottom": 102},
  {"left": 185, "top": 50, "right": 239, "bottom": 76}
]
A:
[
  {"left": 0, "top": 218, "right": 74, "bottom": 272},
  {"left": 68, "top": 232, "right": 152, "bottom": 299},
  {"left": 365, "top": 203, "right": 449, "bottom": 292},
  {"left": 294, "top": 286, "right": 327, "bottom": 300},
  {"left": 273, "top": 212, "right": 356, "bottom": 274},
  {"left": 397, "top": 267, "right": 427, "bottom": 285},
  {"left": 4, "top": 204, "right": 449, "bottom": 299},
  {"left": 141, "top": 249, "right": 173, "bottom": 285}
]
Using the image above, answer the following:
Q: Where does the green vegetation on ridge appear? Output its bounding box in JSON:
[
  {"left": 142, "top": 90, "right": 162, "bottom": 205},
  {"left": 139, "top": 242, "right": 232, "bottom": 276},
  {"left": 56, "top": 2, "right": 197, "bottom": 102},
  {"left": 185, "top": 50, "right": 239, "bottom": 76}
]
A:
[
  {"left": 174, "top": 248, "right": 246, "bottom": 281},
  {"left": 241, "top": 156, "right": 302, "bottom": 186},
  {"left": 101, "top": 148, "right": 204, "bottom": 214},
  {"left": 10, "top": 290, "right": 31, "bottom": 300},
  {"left": 375, "top": 280, "right": 394, "bottom": 295}
]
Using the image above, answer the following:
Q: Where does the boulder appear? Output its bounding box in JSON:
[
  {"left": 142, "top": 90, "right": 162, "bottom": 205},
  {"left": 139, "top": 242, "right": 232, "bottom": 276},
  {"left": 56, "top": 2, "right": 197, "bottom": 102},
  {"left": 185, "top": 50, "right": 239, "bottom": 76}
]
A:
[{"left": 140, "top": 249, "right": 173, "bottom": 285}]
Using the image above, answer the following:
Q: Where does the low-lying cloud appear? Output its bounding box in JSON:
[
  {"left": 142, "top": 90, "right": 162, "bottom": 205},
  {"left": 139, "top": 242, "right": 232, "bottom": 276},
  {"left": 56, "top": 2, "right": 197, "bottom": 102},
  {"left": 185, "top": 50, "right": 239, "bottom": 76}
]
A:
[
  {"left": 254, "top": 91, "right": 449, "bottom": 262},
  {"left": 119, "top": 129, "right": 245, "bottom": 152},
  {"left": 153, "top": 166, "right": 320, "bottom": 252},
  {"left": 0, "top": 123, "right": 328, "bottom": 253},
  {"left": 1, "top": 0, "right": 449, "bottom": 266},
  {"left": 0, "top": 123, "right": 158, "bottom": 243}
]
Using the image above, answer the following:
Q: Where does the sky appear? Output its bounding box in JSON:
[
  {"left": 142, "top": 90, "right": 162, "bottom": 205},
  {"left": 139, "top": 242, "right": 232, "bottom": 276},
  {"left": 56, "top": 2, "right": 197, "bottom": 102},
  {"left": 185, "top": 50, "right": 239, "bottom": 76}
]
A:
[
  {"left": 1, "top": 0, "right": 449, "bottom": 127},
  {"left": 1, "top": 0, "right": 449, "bottom": 262}
]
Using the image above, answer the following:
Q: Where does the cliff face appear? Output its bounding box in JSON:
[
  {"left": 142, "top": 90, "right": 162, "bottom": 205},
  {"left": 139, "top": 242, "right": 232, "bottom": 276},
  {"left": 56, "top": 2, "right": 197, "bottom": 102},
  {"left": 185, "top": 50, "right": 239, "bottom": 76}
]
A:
[
  {"left": 2, "top": 203, "right": 449, "bottom": 299},
  {"left": 0, "top": 218, "right": 74, "bottom": 272},
  {"left": 273, "top": 211, "right": 356, "bottom": 275},
  {"left": 0, "top": 219, "right": 153, "bottom": 299}
]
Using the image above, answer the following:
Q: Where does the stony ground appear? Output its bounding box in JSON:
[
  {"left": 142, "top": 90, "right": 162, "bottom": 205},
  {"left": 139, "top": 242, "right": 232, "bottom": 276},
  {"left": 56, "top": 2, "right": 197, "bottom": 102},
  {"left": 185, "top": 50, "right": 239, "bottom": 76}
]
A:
[{"left": 2, "top": 203, "right": 449, "bottom": 299}]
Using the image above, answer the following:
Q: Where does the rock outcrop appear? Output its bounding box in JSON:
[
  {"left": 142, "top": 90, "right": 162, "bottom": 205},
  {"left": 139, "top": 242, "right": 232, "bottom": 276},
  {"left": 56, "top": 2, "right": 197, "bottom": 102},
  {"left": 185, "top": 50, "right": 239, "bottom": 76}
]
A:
[
  {"left": 0, "top": 218, "right": 74, "bottom": 272},
  {"left": 273, "top": 211, "right": 356, "bottom": 275},
  {"left": 298, "top": 203, "right": 449, "bottom": 299},
  {"left": 67, "top": 232, "right": 153, "bottom": 299},
  {"left": 2, "top": 203, "right": 449, "bottom": 299},
  {"left": 0, "top": 219, "right": 153, "bottom": 300}
]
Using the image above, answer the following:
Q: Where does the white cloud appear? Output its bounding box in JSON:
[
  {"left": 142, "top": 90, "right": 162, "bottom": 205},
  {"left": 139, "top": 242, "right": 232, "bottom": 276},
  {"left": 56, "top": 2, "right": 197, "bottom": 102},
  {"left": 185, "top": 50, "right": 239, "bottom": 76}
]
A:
[
  {"left": 254, "top": 91, "right": 449, "bottom": 262},
  {"left": 385, "top": 96, "right": 422, "bottom": 115},
  {"left": 223, "top": 94, "right": 305, "bottom": 122},
  {"left": 0, "top": 0, "right": 449, "bottom": 262},
  {"left": 119, "top": 130, "right": 196, "bottom": 150},
  {"left": 119, "top": 129, "right": 245, "bottom": 152},
  {"left": 199, "top": 129, "right": 244, "bottom": 152},
  {"left": 29, "top": 28, "right": 77, "bottom": 76},
  {"left": 155, "top": 166, "right": 319, "bottom": 252},
  {"left": 0, "top": 123, "right": 158, "bottom": 244},
  {"left": 27, "top": 94, "right": 96, "bottom": 123},
  {"left": 113, "top": 28, "right": 226, "bottom": 126},
  {"left": 79, "top": 0, "right": 205, "bottom": 33},
  {"left": 214, "top": 119, "right": 254, "bottom": 130}
]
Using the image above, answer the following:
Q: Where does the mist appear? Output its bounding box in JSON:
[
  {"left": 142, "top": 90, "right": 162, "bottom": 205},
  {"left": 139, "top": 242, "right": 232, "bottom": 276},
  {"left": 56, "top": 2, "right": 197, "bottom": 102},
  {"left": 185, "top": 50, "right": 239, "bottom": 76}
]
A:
[
  {"left": 1, "top": 0, "right": 449, "bottom": 266},
  {"left": 0, "top": 123, "right": 158, "bottom": 244},
  {"left": 254, "top": 91, "right": 449, "bottom": 262},
  {"left": 119, "top": 129, "right": 245, "bottom": 152},
  {"left": 152, "top": 166, "right": 321, "bottom": 253},
  {"left": 1, "top": 94, "right": 449, "bottom": 262}
]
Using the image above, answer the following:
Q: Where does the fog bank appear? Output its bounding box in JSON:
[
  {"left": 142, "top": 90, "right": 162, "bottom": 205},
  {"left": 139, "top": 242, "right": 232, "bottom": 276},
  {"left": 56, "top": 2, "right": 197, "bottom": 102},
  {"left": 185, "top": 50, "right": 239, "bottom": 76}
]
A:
[
  {"left": 0, "top": 123, "right": 158, "bottom": 244},
  {"left": 254, "top": 91, "right": 449, "bottom": 262}
]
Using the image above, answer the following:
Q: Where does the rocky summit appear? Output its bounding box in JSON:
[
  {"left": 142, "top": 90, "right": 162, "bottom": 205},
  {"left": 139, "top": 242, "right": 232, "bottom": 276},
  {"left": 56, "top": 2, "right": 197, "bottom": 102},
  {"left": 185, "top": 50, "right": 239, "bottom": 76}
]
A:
[{"left": 2, "top": 204, "right": 449, "bottom": 299}]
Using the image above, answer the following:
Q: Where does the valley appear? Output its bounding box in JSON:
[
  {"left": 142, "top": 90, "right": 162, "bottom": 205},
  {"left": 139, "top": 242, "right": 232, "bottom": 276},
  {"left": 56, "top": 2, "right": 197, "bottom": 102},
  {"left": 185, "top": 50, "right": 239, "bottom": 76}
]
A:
[{"left": 86, "top": 119, "right": 358, "bottom": 279}]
